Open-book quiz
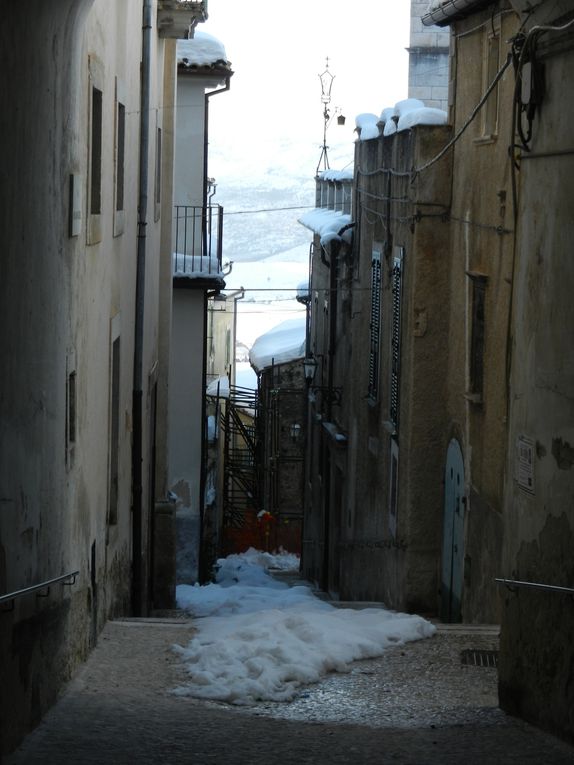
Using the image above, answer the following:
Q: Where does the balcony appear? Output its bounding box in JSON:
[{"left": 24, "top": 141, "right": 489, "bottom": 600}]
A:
[
  {"left": 157, "top": 0, "right": 208, "bottom": 39},
  {"left": 173, "top": 204, "right": 225, "bottom": 291}
]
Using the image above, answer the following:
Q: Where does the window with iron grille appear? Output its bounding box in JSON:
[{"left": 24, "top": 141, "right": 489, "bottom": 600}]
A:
[
  {"left": 389, "top": 247, "right": 404, "bottom": 429},
  {"left": 368, "top": 249, "right": 382, "bottom": 401}
]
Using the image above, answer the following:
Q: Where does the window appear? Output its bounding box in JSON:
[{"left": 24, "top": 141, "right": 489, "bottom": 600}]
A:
[
  {"left": 389, "top": 247, "right": 404, "bottom": 430},
  {"left": 114, "top": 77, "right": 126, "bottom": 236},
  {"left": 469, "top": 275, "right": 487, "bottom": 399},
  {"left": 481, "top": 29, "right": 500, "bottom": 138},
  {"left": 87, "top": 56, "right": 104, "bottom": 244},
  {"left": 108, "top": 335, "right": 120, "bottom": 526},
  {"left": 66, "top": 350, "right": 77, "bottom": 468},
  {"left": 389, "top": 438, "right": 399, "bottom": 538},
  {"left": 368, "top": 249, "right": 382, "bottom": 401},
  {"left": 90, "top": 86, "right": 103, "bottom": 215},
  {"left": 154, "top": 125, "right": 162, "bottom": 220}
]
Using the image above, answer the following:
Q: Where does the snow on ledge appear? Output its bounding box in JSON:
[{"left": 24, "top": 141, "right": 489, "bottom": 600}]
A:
[
  {"left": 298, "top": 209, "right": 352, "bottom": 246},
  {"left": 173, "top": 252, "right": 225, "bottom": 280},
  {"left": 177, "top": 32, "right": 227, "bottom": 67},
  {"left": 249, "top": 317, "right": 306, "bottom": 373},
  {"left": 318, "top": 167, "right": 354, "bottom": 182},
  {"left": 398, "top": 107, "right": 448, "bottom": 131},
  {"left": 355, "top": 98, "right": 448, "bottom": 139},
  {"left": 355, "top": 113, "right": 380, "bottom": 141}
]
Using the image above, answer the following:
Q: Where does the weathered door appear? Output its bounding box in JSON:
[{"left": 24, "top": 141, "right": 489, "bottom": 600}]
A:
[{"left": 441, "top": 439, "right": 465, "bottom": 622}]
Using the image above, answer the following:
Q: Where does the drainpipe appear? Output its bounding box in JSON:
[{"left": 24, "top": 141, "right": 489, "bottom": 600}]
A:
[
  {"left": 202, "top": 76, "right": 231, "bottom": 255},
  {"left": 132, "top": 0, "right": 152, "bottom": 616},
  {"left": 197, "top": 75, "right": 231, "bottom": 582}
]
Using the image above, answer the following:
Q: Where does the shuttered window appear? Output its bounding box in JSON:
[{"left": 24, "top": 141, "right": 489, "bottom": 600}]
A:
[
  {"left": 368, "top": 250, "right": 382, "bottom": 400},
  {"left": 389, "top": 247, "right": 404, "bottom": 429},
  {"left": 469, "top": 276, "right": 487, "bottom": 396}
]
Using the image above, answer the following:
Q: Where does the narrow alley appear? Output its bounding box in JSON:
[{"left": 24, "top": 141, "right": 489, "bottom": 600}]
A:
[{"left": 6, "top": 561, "right": 574, "bottom": 765}]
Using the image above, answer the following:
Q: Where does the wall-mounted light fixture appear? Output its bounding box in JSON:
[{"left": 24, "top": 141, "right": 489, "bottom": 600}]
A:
[
  {"left": 303, "top": 356, "right": 318, "bottom": 384},
  {"left": 290, "top": 423, "right": 302, "bottom": 442}
]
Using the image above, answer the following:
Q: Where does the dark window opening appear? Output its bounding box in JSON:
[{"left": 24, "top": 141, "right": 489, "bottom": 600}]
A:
[
  {"left": 470, "top": 279, "right": 486, "bottom": 395},
  {"left": 116, "top": 102, "right": 125, "bottom": 212},
  {"left": 389, "top": 249, "right": 404, "bottom": 429},
  {"left": 108, "top": 337, "right": 120, "bottom": 525},
  {"left": 368, "top": 250, "right": 382, "bottom": 400},
  {"left": 155, "top": 127, "right": 162, "bottom": 207},
  {"left": 90, "top": 86, "right": 103, "bottom": 215}
]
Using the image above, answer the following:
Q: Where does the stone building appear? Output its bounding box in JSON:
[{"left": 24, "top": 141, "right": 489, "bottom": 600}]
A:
[
  {"left": 0, "top": 0, "right": 207, "bottom": 754},
  {"left": 424, "top": 0, "right": 574, "bottom": 742},
  {"left": 409, "top": 0, "right": 451, "bottom": 111},
  {"left": 299, "top": 114, "right": 452, "bottom": 605},
  {"left": 249, "top": 319, "right": 308, "bottom": 555}
]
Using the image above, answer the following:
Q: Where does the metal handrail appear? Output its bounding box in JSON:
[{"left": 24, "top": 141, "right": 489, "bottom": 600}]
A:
[
  {"left": 495, "top": 577, "right": 574, "bottom": 595},
  {"left": 0, "top": 570, "right": 79, "bottom": 606}
]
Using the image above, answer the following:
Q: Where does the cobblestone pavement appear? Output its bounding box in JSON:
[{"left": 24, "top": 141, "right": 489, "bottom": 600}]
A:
[{"left": 5, "top": 617, "right": 574, "bottom": 765}]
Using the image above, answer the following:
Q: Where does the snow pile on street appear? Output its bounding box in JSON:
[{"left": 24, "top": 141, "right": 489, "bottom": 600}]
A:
[
  {"left": 177, "top": 32, "right": 228, "bottom": 67},
  {"left": 249, "top": 317, "right": 306, "bottom": 372},
  {"left": 173, "top": 549, "right": 436, "bottom": 705}
]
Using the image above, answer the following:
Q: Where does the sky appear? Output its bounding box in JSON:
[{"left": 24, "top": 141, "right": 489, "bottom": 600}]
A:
[
  {"left": 205, "top": 0, "right": 411, "bottom": 165},
  {"left": 174, "top": 548, "right": 435, "bottom": 704},
  {"left": 193, "top": 1, "right": 412, "bottom": 353}
]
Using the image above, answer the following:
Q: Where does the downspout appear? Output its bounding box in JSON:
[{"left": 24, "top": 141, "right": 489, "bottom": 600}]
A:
[
  {"left": 321, "top": 238, "right": 340, "bottom": 592},
  {"left": 132, "top": 0, "right": 152, "bottom": 616},
  {"left": 197, "top": 74, "right": 231, "bottom": 582},
  {"left": 202, "top": 76, "right": 231, "bottom": 252}
]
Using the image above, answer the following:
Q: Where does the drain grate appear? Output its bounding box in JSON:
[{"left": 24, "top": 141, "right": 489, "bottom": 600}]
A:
[{"left": 461, "top": 649, "right": 499, "bottom": 668}]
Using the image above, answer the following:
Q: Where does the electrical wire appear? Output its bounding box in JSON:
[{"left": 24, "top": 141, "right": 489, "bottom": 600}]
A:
[
  {"left": 412, "top": 51, "right": 513, "bottom": 178},
  {"left": 224, "top": 205, "right": 316, "bottom": 216}
]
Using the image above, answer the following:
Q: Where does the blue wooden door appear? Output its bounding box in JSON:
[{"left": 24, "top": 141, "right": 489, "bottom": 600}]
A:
[{"left": 441, "top": 439, "right": 465, "bottom": 622}]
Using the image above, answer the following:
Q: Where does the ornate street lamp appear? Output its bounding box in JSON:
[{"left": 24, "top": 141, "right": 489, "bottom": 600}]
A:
[
  {"left": 303, "top": 356, "right": 318, "bottom": 385},
  {"left": 316, "top": 58, "right": 345, "bottom": 175}
]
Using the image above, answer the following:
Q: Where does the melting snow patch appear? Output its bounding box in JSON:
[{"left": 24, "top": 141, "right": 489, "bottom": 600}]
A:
[{"left": 173, "top": 549, "right": 436, "bottom": 705}]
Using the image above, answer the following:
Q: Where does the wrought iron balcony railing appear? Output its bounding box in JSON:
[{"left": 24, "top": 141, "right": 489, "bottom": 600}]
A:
[{"left": 173, "top": 204, "right": 223, "bottom": 279}]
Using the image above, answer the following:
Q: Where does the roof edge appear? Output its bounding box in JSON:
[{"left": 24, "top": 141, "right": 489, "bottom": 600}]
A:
[{"left": 422, "top": 0, "right": 496, "bottom": 27}]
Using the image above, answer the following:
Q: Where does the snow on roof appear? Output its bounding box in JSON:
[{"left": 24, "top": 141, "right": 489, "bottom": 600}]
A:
[
  {"left": 398, "top": 106, "right": 448, "bottom": 131},
  {"left": 394, "top": 98, "right": 425, "bottom": 117},
  {"left": 355, "top": 113, "right": 380, "bottom": 141},
  {"left": 297, "top": 280, "right": 310, "bottom": 301},
  {"left": 298, "top": 209, "right": 352, "bottom": 246},
  {"left": 355, "top": 98, "right": 448, "bottom": 140},
  {"left": 177, "top": 31, "right": 229, "bottom": 67},
  {"left": 249, "top": 317, "right": 306, "bottom": 373},
  {"left": 379, "top": 106, "right": 395, "bottom": 125},
  {"left": 318, "top": 167, "right": 354, "bottom": 182}
]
